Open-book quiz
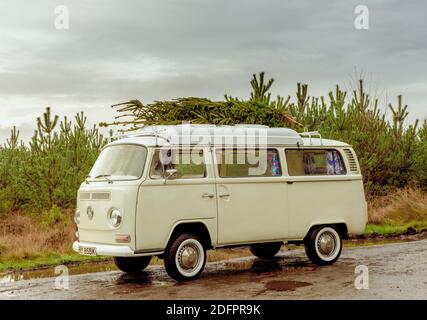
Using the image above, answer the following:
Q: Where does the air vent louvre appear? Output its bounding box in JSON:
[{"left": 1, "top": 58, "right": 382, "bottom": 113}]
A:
[
  {"left": 343, "top": 149, "right": 359, "bottom": 174},
  {"left": 79, "top": 192, "right": 110, "bottom": 200},
  {"left": 91, "top": 192, "right": 110, "bottom": 200},
  {"left": 79, "top": 192, "right": 90, "bottom": 200}
]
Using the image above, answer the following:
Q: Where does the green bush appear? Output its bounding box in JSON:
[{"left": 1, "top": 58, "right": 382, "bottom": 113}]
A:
[
  {"left": 42, "top": 205, "right": 67, "bottom": 227},
  {"left": 0, "top": 108, "right": 108, "bottom": 216}
]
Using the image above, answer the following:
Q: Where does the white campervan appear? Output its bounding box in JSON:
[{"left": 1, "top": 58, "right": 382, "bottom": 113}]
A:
[{"left": 73, "top": 125, "right": 367, "bottom": 281}]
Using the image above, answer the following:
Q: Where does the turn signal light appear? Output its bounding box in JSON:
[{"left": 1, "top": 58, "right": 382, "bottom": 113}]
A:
[{"left": 115, "top": 234, "right": 131, "bottom": 243}]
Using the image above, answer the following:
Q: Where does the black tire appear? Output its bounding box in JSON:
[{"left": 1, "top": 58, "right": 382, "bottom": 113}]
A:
[
  {"left": 113, "top": 256, "right": 152, "bottom": 274},
  {"left": 164, "top": 233, "right": 206, "bottom": 282},
  {"left": 249, "top": 242, "right": 282, "bottom": 259},
  {"left": 304, "top": 226, "right": 342, "bottom": 265}
]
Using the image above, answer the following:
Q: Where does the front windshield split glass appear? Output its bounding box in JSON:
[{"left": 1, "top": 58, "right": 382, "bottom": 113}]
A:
[{"left": 89, "top": 145, "right": 147, "bottom": 181}]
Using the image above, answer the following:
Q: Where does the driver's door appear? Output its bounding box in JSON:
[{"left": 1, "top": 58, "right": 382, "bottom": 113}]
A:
[{"left": 135, "top": 147, "right": 217, "bottom": 251}]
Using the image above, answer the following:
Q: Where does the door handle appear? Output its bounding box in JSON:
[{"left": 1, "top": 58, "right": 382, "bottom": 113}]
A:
[
  {"left": 286, "top": 181, "right": 294, "bottom": 184},
  {"left": 201, "top": 193, "right": 215, "bottom": 199},
  {"left": 219, "top": 194, "right": 230, "bottom": 198}
]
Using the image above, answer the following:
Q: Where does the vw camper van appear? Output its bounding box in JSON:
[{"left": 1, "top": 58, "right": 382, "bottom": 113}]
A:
[{"left": 73, "top": 125, "right": 367, "bottom": 281}]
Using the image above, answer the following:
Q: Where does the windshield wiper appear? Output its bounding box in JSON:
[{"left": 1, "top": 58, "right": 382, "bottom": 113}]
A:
[{"left": 94, "top": 174, "right": 113, "bottom": 183}]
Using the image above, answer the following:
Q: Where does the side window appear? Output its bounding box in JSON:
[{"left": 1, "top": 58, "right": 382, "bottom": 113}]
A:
[
  {"left": 286, "top": 149, "right": 346, "bottom": 176},
  {"left": 216, "top": 149, "right": 281, "bottom": 178},
  {"left": 149, "top": 149, "right": 206, "bottom": 179}
]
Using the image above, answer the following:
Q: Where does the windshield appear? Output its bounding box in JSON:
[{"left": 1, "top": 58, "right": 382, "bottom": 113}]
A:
[{"left": 89, "top": 144, "right": 147, "bottom": 181}]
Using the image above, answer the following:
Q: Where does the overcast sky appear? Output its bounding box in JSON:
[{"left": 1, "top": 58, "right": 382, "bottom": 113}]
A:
[{"left": 0, "top": 0, "right": 426, "bottom": 142}]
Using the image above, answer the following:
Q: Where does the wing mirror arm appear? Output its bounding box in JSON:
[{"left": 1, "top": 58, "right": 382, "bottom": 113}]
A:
[{"left": 164, "top": 168, "right": 177, "bottom": 184}]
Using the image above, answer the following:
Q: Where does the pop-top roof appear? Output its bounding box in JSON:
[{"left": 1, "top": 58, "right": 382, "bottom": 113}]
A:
[
  {"left": 115, "top": 124, "right": 304, "bottom": 146},
  {"left": 110, "top": 124, "right": 350, "bottom": 147}
]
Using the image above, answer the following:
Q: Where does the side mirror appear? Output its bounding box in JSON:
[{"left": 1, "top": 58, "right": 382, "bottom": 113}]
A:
[{"left": 164, "top": 168, "right": 177, "bottom": 184}]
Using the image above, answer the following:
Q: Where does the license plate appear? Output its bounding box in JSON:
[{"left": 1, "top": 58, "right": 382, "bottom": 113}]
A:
[{"left": 78, "top": 246, "right": 97, "bottom": 256}]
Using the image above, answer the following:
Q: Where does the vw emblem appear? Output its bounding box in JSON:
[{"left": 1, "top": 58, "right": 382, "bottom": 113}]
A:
[{"left": 87, "top": 206, "right": 94, "bottom": 220}]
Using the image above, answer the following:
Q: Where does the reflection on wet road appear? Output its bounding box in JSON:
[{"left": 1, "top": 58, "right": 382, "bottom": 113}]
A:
[
  {"left": 0, "top": 261, "right": 117, "bottom": 283},
  {"left": 1, "top": 239, "right": 426, "bottom": 299}
]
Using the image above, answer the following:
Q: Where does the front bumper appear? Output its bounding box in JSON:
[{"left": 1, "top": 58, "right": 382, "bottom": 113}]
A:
[
  {"left": 73, "top": 241, "right": 163, "bottom": 257},
  {"left": 73, "top": 241, "right": 161, "bottom": 257},
  {"left": 73, "top": 241, "right": 135, "bottom": 257}
]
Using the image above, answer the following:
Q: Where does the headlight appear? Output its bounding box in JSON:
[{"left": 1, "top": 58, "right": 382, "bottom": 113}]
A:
[
  {"left": 74, "top": 209, "right": 81, "bottom": 225},
  {"left": 108, "top": 208, "right": 122, "bottom": 228}
]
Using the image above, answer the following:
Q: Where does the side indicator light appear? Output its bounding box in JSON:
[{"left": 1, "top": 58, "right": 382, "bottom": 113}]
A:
[{"left": 115, "top": 234, "right": 131, "bottom": 243}]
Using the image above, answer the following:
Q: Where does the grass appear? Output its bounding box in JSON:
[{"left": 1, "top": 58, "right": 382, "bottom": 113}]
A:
[
  {"left": 367, "top": 186, "right": 427, "bottom": 224},
  {"left": 0, "top": 211, "right": 83, "bottom": 272},
  {"left": 364, "top": 187, "right": 427, "bottom": 236},
  {"left": 365, "top": 220, "right": 427, "bottom": 237},
  {"left": 1, "top": 187, "right": 426, "bottom": 273},
  {"left": 0, "top": 252, "right": 107, "bottom": 272}
]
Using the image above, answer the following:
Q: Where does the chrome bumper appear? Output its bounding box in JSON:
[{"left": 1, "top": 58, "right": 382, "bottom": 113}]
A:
[{"left": 72, "top": 241, "right": 160, "bottom": 257}]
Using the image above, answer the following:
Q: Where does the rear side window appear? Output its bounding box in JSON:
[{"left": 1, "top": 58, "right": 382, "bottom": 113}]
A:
[
  {"left": 150, "top": 149, "right": 206, "bottom": 179},
  {"left": 285, "top": 149, "right": 346, "bottom": 176},
  {"left": 216, "top": 149, "right": 281, "bottom": 178}
]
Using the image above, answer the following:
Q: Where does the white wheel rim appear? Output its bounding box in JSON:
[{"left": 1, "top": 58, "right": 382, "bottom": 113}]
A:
[
  {"left": 314, "top": 227, "right": 341, "bottom": 262},
  {"left": 175, "top": 239, "right": 205, "bottom": 277}
]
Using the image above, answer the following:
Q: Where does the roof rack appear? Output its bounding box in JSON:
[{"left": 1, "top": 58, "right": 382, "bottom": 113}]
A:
[
  {"left": 112, "top": 126, "right": 171, "bottom": 143},
  {"left": 111, "top": 124, "right": 304, "bottom": 146},
  {"left": 299, "top": 131, "right": 323, "bottom": 146}
]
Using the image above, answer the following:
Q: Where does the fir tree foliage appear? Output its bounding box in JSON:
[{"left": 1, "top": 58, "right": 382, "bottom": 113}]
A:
[
  {"left": 0, "top": 108, "right": 108, "bottom": 215},
  {"left": 101, "top": 72, "right": 427, "bottom": 195}
]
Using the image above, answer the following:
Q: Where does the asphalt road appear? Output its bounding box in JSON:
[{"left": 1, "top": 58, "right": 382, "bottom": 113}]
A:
[{"left": 1, "top": 239, "right": 426, "bottom": 299}]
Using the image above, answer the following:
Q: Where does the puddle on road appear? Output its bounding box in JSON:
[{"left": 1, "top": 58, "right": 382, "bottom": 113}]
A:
[
  {"left": 224, "top": 259, "right": 282, "bottom": 273},
  {"left": 114, "top": 272, "right": 172, "bottom": 287},
  {"left": 223, "top": 256, "right": 315, "bottom": 274},
  {"left": 265, "top": 280, "right": 312, "bottom": 292},
  {"left": 0, "top": 260, "right": 117, "bottom": 284},
  {"left": 0, "top": 237, "right": 414, "bottom": 284}
]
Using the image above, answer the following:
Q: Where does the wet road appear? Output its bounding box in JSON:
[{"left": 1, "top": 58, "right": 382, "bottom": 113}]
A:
[{"left": 1, "top": 239, "right": 426, "bottom": 299}]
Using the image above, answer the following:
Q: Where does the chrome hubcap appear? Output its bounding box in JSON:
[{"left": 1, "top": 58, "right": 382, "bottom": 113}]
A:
[
  {"left": 179, "top": 245, "right": 199, "bottom": 270},
  {"left": 317, "top": 232, "right": 336, "bottom": 256}
]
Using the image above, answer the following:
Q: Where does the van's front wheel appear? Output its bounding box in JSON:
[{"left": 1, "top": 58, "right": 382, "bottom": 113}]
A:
[
  {"left": 164, "top": 233, "right": 206, "bottom": 282},
  {"left": 113, "top": 256, "right": 151, "bottom": 274},
  {"left": 250, "top": 242, "right": 282, "bottom": 259},
  {"left": 304, "top": 226, "right": 342, "bottom": 265}
]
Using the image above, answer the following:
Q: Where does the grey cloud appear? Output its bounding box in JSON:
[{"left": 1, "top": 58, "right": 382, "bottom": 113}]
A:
[{"left": 0, "top": 0, "right": 426, "bottom": 142}]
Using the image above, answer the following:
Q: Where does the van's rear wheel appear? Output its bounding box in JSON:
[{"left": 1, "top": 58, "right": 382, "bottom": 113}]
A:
[
  {"left": 113, "top": 256, "right": 151, "bottom": 274},
  {"left": 304, "top": 226, "right": 342, "bottom": 265},
  {"left": 164, "top": 233, "right": 206, "bottom": 282},
  {"left": 249, "top": 242, "right": 282, "bottom": 259}
]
